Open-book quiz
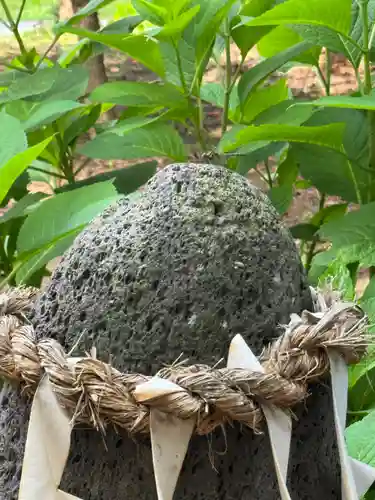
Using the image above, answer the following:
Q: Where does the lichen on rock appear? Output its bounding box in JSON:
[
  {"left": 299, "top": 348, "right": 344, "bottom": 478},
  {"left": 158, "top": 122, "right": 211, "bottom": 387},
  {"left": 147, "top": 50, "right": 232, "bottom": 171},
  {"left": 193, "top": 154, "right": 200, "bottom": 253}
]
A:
[{"left": 0, "top": 163, "right": 340, "bottom": 499}]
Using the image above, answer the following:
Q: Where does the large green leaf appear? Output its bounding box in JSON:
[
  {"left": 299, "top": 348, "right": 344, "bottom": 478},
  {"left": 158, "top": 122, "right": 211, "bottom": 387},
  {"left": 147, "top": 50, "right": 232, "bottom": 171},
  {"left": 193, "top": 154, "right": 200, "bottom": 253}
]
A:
[
  {"left": 0, "top": 66, "right": 89, "bottom": 104},
  {"left": 55, "top": 161, "right": 157, "bottom": 195},
  {"left": 319, "top": 202, "right": 375, "bottom": 267},
  {"left": 159, "top": 37, "right": 196, "bottom": 90},
  {"left": 0, "top": 112, "right": 27, "bottom": 167},
  {"left": 292, "top": 108, "right": 369, "bottom": 203},
  {"left": 0, "top": 137, "right": 53, "bottom": 205},
  {"left": 56, "top": 28, "right": 165, "bottom": 77},
  {"left": 350, "top": 0, "right": 375, "bottom": 66},
  {"left": 310, "top": 95, "right": 375, "bottom": 110},
  {"left": 268, "top": 184, "right": 293, "bottom": 214},
  {"left": 238, "top": 78, "right": 289, "bottom": 122},
  {"left": 17, "top": 181, "right": 120, "bottom": 256},
  {"left": 245, "top": 0, "right": 352, "bottom": 37},
  {"left": 346, "top": 411, "right": 375, "bottom": 466},
  {"left": 218, "top": 123, "right": 345, "bottom": 154},
  {"left": 0, "top": 193, "right": 46, "bottom": 226},
  {"left": 237, "top": 41, "right": 311, "bottom": 103},
  {"left": 257, "top": 25, "right": 321, "bottom": 66},
  {"left": 22, "top": 101, "right": 83, "bottom": 131},
  {"left": 90, "top": 81, "right": 185, "bottom": 107},
  {"left": 80, "top": 123, "right": 187, "bottom": 161}
]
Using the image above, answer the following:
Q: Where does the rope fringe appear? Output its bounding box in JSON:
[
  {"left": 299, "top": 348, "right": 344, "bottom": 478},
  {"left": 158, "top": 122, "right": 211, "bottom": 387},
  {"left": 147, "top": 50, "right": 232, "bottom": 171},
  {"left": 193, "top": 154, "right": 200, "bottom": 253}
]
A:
[{"left": 0, "top": 287, "right": 369, "bottom": 435}]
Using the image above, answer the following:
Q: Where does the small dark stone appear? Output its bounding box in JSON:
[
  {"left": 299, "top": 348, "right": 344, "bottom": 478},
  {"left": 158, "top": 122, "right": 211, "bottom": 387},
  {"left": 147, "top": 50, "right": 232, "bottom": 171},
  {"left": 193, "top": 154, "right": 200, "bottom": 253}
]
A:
[{"left": 0, "top": 163, "right": 339, "bottom": 499}]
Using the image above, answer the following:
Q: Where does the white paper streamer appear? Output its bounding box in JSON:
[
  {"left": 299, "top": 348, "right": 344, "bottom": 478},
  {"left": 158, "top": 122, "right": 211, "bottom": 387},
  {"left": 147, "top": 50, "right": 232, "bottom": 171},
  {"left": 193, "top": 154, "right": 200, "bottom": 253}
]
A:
[
  {"left": 329, "top": 352, "right": 375, "bottom": 499},
  {"left": 227, "top": 334, "right": 292, "bottom": 500},
  {"left": 18, "top": 376, "right": 81, "bottom": 500},
  {"left": 134, "top": 377, "right": 195, "bottom": 500}
]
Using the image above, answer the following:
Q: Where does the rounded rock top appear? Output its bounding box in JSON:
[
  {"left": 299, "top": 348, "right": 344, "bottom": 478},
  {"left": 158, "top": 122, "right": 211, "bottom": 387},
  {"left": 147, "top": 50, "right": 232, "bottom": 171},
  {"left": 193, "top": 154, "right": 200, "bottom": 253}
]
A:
[{"left": 32, "top": 162, "right": 312, "bottom": 373}]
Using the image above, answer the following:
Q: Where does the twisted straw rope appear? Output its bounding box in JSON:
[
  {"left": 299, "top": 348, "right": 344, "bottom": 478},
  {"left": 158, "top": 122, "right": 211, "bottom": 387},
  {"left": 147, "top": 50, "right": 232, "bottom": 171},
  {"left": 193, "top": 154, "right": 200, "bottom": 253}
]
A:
[{"left": 0, "top": 287, "right": 369, "bottom": 435}]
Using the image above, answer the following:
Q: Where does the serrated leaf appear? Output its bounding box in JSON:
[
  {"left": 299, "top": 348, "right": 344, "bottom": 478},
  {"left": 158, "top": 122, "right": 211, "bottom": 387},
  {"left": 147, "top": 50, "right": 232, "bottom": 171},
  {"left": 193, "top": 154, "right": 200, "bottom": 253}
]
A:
[
  {"left": 90, "top": 81, "right": 185, "bottom": 107},
  {"left": 22, "top": 101, "right": 83, "bottom": 131},
  {"left": 0, "top": 137, "right": 53, "bottom": 205},
  {"left": 218, "top": 123, "right": 345, "bottom": 154},
  {"left": 0, "top": 193, "right": 46, "bottom": 226},
  {"left": 245, "top": 0, "right": 352, "bottom": 37},
  {"left": 17, "top": 181, "right": 120, "bottom": 256},
  {"left": 239, "top": 78, "right": 289, "bottom": 122},
  {"left": 80, "top": 123, "right": 187, "bottom": 161},
  {"left": 238, "top": 41, "right": 311, "bottom": 103}
]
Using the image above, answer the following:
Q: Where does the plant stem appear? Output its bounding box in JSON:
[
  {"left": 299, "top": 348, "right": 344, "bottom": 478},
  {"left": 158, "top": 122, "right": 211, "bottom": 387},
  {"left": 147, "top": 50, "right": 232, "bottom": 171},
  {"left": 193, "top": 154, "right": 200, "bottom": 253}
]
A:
[
  {"left": 15, "top": 0, "right": 26, "bottom": 27},
  {"left": 0, "top": 0, "right": 28, "bottom": 59},
  {"left": 305, "top": 193, "right": 326, "bottom": 273},
  {"left": 359, "top": 0, "right": 375, "bottom": 201},
  {"left": 264, "top": 159, "right": 273, "bottom": 188},
  {"left": 28, "top": 166, "right": 66, "bottom": 180},
  {"left": 36, "top": 34, "right": 60, "bottom": 69},
  {"left": 173, "top": 40, "right": 207, "bottom": 152},
  {"left": 325, "top": 49, "right": 331, "bottom": 95},
  {"left": 315, "top": 65, "right": 330, "bottom": 96},
  {"left": 221, "top": 19, "right": 232, "bottom": 136},
  {"left": 0, "top": 261, "right": 22, "bottom": 290}
]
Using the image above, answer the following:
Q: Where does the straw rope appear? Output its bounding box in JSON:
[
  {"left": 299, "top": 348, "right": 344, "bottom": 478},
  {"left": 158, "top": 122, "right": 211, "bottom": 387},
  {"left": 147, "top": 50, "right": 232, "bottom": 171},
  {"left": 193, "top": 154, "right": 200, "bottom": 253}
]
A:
[{"left": 0, "top": 287, "right": 369, "bottom": 435}]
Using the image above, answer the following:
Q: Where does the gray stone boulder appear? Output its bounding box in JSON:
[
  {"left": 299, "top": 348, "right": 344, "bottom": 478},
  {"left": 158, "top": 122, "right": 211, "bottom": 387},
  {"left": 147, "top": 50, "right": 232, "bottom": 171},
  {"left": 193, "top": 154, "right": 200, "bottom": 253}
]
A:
[{"left": 0, "top": 163, "right": 339, "bottom": 499}]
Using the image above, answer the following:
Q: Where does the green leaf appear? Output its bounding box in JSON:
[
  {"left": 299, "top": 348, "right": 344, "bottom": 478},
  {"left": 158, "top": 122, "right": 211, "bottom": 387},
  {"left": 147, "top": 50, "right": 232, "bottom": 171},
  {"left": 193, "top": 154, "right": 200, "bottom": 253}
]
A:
[
  {"left": 200, "top": 82, "right": 239, "bottom": 112},
  {"left": 17, "top": 181, "right": 120, "bottom": 256},
  {"left": 90, "top": 81, "right": 185, "bottom": 107},
  {"left": 159, "top": 37, "right": 195, "bottom": 90},
  {"left": 57, "top": 28, "right": 165, "bottom": 77},
  {"left": 55, "top": 161, "right": 157, "bottom": 195},
  {"left": 360, "top": 278, "right": 375, "bottom": 325},
  {"left": 350, "top": 0, "right": 375, "bottom": 66},
  {"left": 268, "top": 184, "right": 293, "bottom": 215},
  {"left": 238, "top": 41, "right": 311, "bottom": 103},
  {"left": 245, "top": 0, "right": 352, "bottom": 37},
  {"left": 235, "top": 143, "right": 286, "bottom": 175},
  {"left": 0, "top": 193, "right": 46, "bottom": 226},
  {"left": 311, "top": 95, "right": 375, "bottom": 110},
  {"left": 0, "top": 112, "right": 27, "bottom": 167},
  {"left": 277, "top": 147, "right": 299, "bottom": 185},
  {"left": 239, "top": 78, "right": 289, "bottom": 122},
  {"left": 80, "top": 123, "right": 187, "bottom": 161},
  {"left": 0, "top": 68, "right": 57, "bottom": 103},
  {"left": 0, "top": 137, "right": 53, "bottom": 205},
  {"left": 346, "top": 411, "right": 375, "bottom": 466},
  {"left": 291, "top": 108, "right": 369, "bottom": 203},
  {"left": 218, "top": 123, "right": 345, "bottom": 154},
  {"left": 63, "top": 105, "right": 102, "bottom": 147},
  {"left": 257, "top": 25, "right": 321, "bottom": 65},
  {"left": 100, "top": 16, "right": 142, "bottom": 34},
  {"left": 290, "top": 223, "right": 318, "bottom": 241},
  {"left": 22, "top": 101, "right": 83, "bottom": 131},
  {"left": 319, "top": 202, "right": 375, "bottom": 267}
]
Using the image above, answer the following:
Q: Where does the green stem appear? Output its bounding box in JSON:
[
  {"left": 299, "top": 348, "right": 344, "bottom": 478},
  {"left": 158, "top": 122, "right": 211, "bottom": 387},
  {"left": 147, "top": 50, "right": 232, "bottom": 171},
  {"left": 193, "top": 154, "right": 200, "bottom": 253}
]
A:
[
  {"left": 221, "top": 20, "right": 232, "bottom": 136},
  {"left": 173, "top": 40, "right": 207, "bottom": 152},
  {"left": 36, "top": 34, "right": 61, "bottom": 69},
  {"left": 325, "top": 49, "right": 331, "bottom": 95},
  {"left": 0, "top": 0, "right": 28, "bottom": 59},
  {"left": 264, "top": 159, "right": 273, "bottom": 188},
  {"left": 359, "top": 0, "right": 375, "bottom": 201},
  {"left": 347, "top": 410, "right": 371, "bottom": 416},
  {"left": 28, "top": 166, "right": 66, "bottom": 180},
  {"left": 315, "top": 64, "right": 330, "bottom": 96},
  {"left": 15, "top": 0, "right": 26, "bottom": 26},
  {"left": 305, "top": 193, "right": 326, "bottom": 273}
]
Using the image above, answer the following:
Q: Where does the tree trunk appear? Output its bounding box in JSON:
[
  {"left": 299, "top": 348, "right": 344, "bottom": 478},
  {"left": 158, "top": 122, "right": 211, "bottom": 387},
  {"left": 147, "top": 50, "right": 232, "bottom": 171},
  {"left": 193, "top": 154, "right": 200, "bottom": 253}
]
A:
[{"left": 59, "top": 0, "right": 108, "bottom": 93}]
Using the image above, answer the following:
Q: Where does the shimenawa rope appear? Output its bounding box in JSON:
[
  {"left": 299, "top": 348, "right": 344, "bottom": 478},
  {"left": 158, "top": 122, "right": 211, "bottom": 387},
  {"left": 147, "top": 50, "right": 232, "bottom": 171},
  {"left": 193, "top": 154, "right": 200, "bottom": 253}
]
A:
[{"left": 0, "top": 287, "right": 369, "bottom": 435}]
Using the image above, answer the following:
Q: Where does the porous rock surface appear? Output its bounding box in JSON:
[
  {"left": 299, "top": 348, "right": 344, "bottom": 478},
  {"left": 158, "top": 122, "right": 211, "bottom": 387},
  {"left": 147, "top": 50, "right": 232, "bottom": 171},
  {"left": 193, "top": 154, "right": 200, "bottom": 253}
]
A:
[{"left": 0, "top": 163, "right": 340, "bottom": 499}]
